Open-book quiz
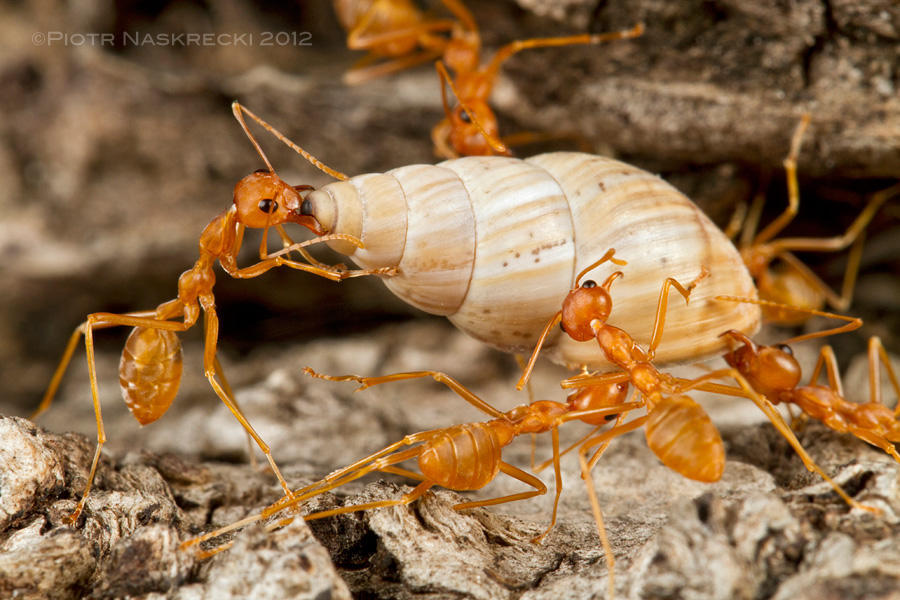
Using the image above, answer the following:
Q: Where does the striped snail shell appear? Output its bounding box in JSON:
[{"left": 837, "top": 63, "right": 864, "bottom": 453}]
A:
[{"left": 301, "top": 152, "right": 759, "bottom": 368}]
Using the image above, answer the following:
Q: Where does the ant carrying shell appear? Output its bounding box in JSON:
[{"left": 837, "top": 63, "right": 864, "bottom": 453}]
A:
[{"left": 33, "top": 103, "right": 395, "bottom": 523}]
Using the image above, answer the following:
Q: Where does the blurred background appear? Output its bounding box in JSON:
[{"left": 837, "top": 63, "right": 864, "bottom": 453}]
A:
[{"left": 1, "top": 0, "right": 897, "bottom": 427}]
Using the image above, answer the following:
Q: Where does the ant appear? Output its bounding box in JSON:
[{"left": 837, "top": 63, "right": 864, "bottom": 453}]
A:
[
  {"left": 712, "top": 308, "right": 900, "bottom": 462},
  {"left": 727, "top": 114, "right": 898, "bottom": 325},
  {"left": 34, "top": 102, "right": 392, "bottom": 523},
  {"left": 334, "top": 0, "right": 643, "bottom": 158},
  {"left": 430, "top": 11, "right": 643, "bottom": 158},
  {"left": 515, "top": 250, "right": 879, "bottom": 598},
  {"left": 180, "top": 367, "right": 638, "bottom": 567}
]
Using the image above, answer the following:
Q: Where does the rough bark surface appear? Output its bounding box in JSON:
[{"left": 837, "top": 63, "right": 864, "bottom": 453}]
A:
[
  {"left": 2, "top": 321, "right": 900, "bottom": 599},
  {"left": 1, "top": 0, "right": 898, "bottom": 598}
]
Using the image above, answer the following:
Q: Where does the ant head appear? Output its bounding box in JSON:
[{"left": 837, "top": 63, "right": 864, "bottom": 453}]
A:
[
  {"left": 232, "top": 170, "right": 321, "bottom": 232},
  {"left": 559, "top": 274, "right": 617, "bottom": 342},
  {"left": 449, "top": 101, "right": 505, "bottom": 156},
  {"left": 721, "top": 330, "right": 801, "bottom": 395}
]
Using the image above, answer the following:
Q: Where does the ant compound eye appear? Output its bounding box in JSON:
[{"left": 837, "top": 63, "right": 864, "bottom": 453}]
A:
[
  {"left": 582, "top": 280, "right": 597, "bottom": 289},
  {"left": 258, "top": 198, "right": 278, "bottom": 213},
  {"left": 301, "top": 197, "right": 314, "bottom": 216},
  {"left": 775, "top": 344, "right": 793, "bottom": 355},
  {"left": 459, "top": 110, "right": 471, "bottom": 123}
]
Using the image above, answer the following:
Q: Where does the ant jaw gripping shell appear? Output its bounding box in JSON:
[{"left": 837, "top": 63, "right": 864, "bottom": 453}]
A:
[
  {"left": 232, "top": 171, "right": 322, "bottom": 232},
  {"left": 720, "top": 329, "right": 802, "bottom": 396}
]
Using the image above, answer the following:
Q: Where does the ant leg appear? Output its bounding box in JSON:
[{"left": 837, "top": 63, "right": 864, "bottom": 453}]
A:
[
  {"left": 452, "top": 461, "right": 547, "bottom": 513},
  {"left": 532, "top": 427, "right": 561, "bottom": 543},
  {"left": 68, "top": 311, "right": 193, "bottom": 523},
  {"left": 646, "top": 269, "right": 710, "bottom": 359},
  {"left": 714, "top": 295, "right": 861, "bottom": 344},
  {"left": 560, "top": 371, "right": 632, "bottom": 391},
  {"left": 213, "top": 355, "right": 257, "bottom": 470},
  {"left": 755, "top": 183, "right": 897, "bottom": 311},
  {"left": 272, "top": 224, "right": 348, "bottom": 272},
  {"left": 345, "top": 49, "right": 445, "bottom": 85},
  {"left": 199, "top": 300, "right": 293, "bottom": 499},
  {"left": 344, "top": 2, "right": 454, "bottom": 52},
  {"left": 683, "top": 370, "right": 879, "bottom": 513},
  {"left": 516, "top": 312, "right": 562, "bottom": 391},
  {"left": 34, "top": 310, "right": 159, "bottom": 420},
  {"left": 579, "top": 416, "right": 650, "bottom": 460},
  {"left": 578, "top": 449, "right": 616, "bottom": 600},
  {"left": 752, "top": 114, "right": 810, "bottom": 246},
  {"left": 867, "top": 337, "right": 900, "bottom": 413},
  {"left": 303, "top": 367, "right": 507, "bottom": 419},
  {"left": 576, "top": 415, "right": 652, "bottom": 600},
  {"left": 484, "top": 24, "right": 645, "bottom": 83},
  {"left": 845, "top": 426, "right": 900, "bottom": 462},
  {"left": 181, "top": 437, "right": 431, "bottom": 554},
  {"left": 440, "top": 0, "right": 477, "bottom": 31},
  {"left": 304, "top": 481, "right": 434, "bottom": 521},
  {"left": 723, "top": 200, "right": 749, "bottom": 240},
  {"left": 808, "top": 345, "right": 844, "bottom": 396},
  {"left": 537, "top": 398, "right": 644, "bottom": 473},
  {"left": 513, "top": 353, "right": 539, "bottom": 470}
]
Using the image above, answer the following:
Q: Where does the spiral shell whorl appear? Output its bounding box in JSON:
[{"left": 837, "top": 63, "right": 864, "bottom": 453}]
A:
[{"left": 313, "top": 152, "right": 759, "bottom": 368}]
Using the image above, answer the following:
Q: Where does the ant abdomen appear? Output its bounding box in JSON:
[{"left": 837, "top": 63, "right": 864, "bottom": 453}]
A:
[
  {"left": 118, "top": 327, "right": 183, "bottom": 425},
  {"left": 644, "top": 394, "right": 724, "bottom": 483},
  {"left": 419, "top": 421, "right": 512, "bottom": 490}
]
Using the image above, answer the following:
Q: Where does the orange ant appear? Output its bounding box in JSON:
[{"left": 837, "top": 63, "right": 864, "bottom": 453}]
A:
[
  {"left": 34, "top": 102, "right": 392, "bottom": 523},
  {"left": 180, "top": 367, "right": 637, "bottom": 563},
  {"left": 728, "top": 114, "right": 898, "bottom": 324},
  {"left": 711, "top": 310, "right": 900, "bottom": 462},
  {"left": 431, "top": 11, "right": 644, "bottom": 158},
  {"left": 515, "top": 250, "right": 879, "bottom": 597},
  {"left": 333, "top": 0, "right": 460, "bottom": 85},
  {"left": 334, "top": 1, "right": 643, "bottom": 158}
]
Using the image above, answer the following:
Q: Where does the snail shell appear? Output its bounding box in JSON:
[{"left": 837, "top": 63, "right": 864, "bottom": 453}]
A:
[{"left": 302, "top": 152, "right": 759, "bottom": 368}]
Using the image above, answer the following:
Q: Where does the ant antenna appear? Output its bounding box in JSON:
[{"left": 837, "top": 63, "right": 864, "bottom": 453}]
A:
[
  {"left": 575, "top": 248, "right": 627, "bottom": 286},
  {"left": 232, "top": 102, "right": 349, "bottom": 181}
]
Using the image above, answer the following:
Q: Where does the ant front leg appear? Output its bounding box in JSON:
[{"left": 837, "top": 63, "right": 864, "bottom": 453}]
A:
[
  {"left": 646, "top": 268, "right": 710, "bottom": 359},
  {"left": 198, "top": 297, "right": 294, "bottom": 499}
]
